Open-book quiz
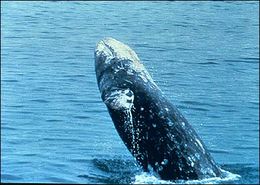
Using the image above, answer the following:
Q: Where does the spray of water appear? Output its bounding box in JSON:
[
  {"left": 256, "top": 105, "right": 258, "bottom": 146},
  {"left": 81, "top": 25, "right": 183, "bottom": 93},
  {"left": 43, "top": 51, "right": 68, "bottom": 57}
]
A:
[{"left": 133, "top": 168, "right": 241, "bottom": 184}]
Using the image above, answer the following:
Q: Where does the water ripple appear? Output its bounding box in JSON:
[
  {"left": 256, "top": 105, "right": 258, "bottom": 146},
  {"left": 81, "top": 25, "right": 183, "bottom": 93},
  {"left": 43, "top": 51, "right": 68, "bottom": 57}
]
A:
[{"left": 224, "top": 58, "right": 259, "bottom": 64}]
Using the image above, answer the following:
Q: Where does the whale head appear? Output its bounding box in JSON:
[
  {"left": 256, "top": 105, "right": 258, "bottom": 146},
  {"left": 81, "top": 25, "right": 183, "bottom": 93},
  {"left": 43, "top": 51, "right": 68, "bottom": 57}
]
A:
[
  {"left": 94, "top": 37, "right": 158, "bottom": 110},
  {"left": 95, "top": 37, "right": 142, "bottom": 81},
  {"left": 95, "top": 37, "right": 140, "bottom": 65},
  {"left": 95, "top": 37, "right": 156, "bottom": 90}
]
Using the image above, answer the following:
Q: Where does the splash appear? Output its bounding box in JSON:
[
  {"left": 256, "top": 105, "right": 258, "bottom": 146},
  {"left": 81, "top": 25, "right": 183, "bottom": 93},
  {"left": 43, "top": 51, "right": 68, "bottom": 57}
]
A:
[
  {"left": 132, "top": 168, "right": 240, "bottom": 184},
  {"left": 133, "top": 172, "right": 173, "bottom": 184}
]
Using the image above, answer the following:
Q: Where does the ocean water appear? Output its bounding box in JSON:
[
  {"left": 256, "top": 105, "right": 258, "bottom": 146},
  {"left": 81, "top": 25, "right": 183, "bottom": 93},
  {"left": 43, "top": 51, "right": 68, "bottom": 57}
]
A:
[{"left": 1, "top": 1, "right": 259, "bottom": 184}]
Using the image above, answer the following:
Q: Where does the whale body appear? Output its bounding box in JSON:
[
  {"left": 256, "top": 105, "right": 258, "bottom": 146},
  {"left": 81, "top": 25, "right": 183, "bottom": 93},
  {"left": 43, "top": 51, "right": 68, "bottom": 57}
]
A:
[{"left": 95, "top": 37, "right": 222, "bottom": 180}]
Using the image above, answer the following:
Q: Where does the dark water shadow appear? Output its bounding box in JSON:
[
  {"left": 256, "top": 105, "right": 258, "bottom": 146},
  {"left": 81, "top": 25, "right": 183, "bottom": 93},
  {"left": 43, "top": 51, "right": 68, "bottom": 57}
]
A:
[
  {"left": 78, "top": 158, "right": 140, "bottom": 184},
  {"left": 78, "top": 157, "right": 259, "bottom": 184}
]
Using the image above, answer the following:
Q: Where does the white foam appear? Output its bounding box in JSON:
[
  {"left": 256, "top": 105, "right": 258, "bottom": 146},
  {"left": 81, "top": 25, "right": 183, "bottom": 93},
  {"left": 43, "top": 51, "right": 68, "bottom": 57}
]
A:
[
  {"left": 133, "top": 172, "right": 173, "bottom": 184},
  {"left": 132, "top": 168, "right": 240, "bottom": 184},
  {"left": 180, "top": 169, "right": 241, "bottom": 184}
]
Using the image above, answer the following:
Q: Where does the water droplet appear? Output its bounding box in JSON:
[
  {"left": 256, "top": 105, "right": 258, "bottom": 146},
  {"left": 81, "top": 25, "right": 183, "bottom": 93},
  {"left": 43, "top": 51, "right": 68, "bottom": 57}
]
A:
[{"left": 161, "top": 159, "right": 168, "bottom": 165}]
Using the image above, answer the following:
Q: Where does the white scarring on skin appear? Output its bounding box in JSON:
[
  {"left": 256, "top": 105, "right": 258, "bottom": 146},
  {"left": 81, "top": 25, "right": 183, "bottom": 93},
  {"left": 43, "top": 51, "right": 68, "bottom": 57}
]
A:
[
  {"left": 196, "top": 138, "right": 205, "bottom": 153},
  {"left": 104, "top": 89, "right": 134, "bottom": 110},
  {"left": 97, "top": 37, "right": 140, "bottom": 62},
  {"left": 187, "top": 156, "right": 195, "bottom": 167}
]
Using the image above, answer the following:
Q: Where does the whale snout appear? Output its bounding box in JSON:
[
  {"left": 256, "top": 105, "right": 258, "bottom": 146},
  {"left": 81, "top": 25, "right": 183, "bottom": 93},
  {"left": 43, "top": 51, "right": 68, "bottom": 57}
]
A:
[
  {"left": 95, "top": 37, "right": 157, "bottom": 89},
  {"left": 94, "top": 37, "right": 142, "bottom": 82},
  {"left": 95, "top": 37, "right": 140, "bottom": 66}
]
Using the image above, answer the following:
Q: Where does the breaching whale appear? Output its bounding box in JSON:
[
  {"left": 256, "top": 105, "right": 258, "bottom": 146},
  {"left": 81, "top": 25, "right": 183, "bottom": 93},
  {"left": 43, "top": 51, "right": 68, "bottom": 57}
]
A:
[{"left": 94, "top": 37, "right": 222, "bottom": 180}]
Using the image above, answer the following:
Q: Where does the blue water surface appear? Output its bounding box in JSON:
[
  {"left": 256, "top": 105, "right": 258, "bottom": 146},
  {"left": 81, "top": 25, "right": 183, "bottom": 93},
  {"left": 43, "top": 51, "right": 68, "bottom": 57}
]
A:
[{"left": 1, "top": 1, "right": 259, "bottom": 184}]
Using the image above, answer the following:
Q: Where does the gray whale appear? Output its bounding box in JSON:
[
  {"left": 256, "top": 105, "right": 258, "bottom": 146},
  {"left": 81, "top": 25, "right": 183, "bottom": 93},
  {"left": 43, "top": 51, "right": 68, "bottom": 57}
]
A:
[{"left": 95, "top": 37, "right": 222, "bottom": 180}]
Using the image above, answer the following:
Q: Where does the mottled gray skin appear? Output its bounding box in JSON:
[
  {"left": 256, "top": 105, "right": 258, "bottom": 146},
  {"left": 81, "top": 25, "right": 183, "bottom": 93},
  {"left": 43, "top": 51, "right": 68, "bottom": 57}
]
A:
[{"left": 95, "top": 37, "right": 222, "bottom": 180}]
